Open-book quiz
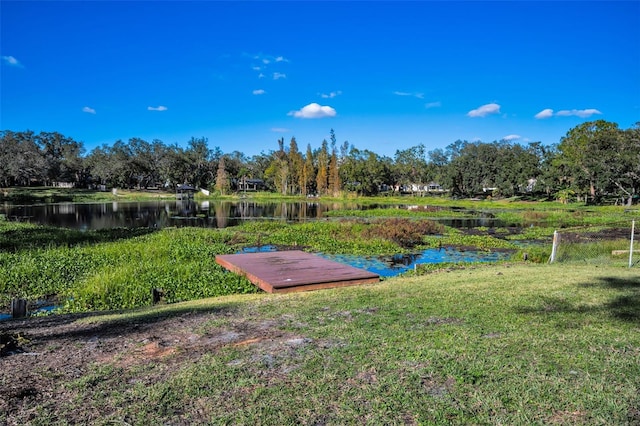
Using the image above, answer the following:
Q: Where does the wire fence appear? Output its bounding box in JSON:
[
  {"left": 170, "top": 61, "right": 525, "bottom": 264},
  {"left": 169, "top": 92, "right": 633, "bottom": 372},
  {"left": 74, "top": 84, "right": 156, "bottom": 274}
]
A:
[{"left": 549, "top": 220, "right": 638, "bottom": 268}]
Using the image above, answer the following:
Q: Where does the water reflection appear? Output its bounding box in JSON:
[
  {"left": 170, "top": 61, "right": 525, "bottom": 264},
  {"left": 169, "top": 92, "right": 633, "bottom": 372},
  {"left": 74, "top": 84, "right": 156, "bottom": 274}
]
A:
[
  {"left": 0, "top": 200, "right": 350, "bottom": 230},
  {"left": 1, "top": 200, "right": 519, "bottom": 230}
]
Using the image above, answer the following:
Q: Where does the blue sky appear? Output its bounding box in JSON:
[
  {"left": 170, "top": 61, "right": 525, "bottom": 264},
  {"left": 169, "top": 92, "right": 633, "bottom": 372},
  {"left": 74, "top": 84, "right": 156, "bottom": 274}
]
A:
[{"left": 1, "top": 1, "right": 639, "bottom": 157}]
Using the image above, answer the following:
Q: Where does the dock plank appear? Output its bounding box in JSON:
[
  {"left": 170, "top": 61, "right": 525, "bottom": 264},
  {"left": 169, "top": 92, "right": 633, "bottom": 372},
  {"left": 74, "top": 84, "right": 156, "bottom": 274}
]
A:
[{"left": 215, "top": 250, "right": 380, "bottom": 293}]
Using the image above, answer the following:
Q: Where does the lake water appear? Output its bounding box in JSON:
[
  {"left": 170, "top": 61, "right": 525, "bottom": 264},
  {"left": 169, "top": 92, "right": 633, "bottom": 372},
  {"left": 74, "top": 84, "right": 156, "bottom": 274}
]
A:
[
  {"left": 0, "top": 200, "right": 350, "bottom": 229},
  {"left": 0, "top": 200, "right": 510, "bottom": 229},
  {"left": 242, "top": 245, "right": 512, "bottom": 277}
]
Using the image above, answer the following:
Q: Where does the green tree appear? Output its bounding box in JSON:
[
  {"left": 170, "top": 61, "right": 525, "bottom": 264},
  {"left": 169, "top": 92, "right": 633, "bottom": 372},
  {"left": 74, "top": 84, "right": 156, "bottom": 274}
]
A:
[
  {"left": 215, "top": 156, "right": 230, "bottom": 195},
  {"left": 185, "top": 137, "right": 214, "bottom": 188},
  {"left": 37, "top": 132, "right": 85, "bottom": 186},
  {"left": 426, "top": 148, "right": 449, "bottom": 187},
  {"left": 316, "top": 140, "right": 329, "bottom": 195},
  {"left": 288, "top": 137, "right": 303, "bottom": 195},
  {"left": 340, "top": 147, "right": 391, "bottom": 196},
  {"left": 555, "top": 120, "right": 621, "bottom": 203},
  {"left": 265, "top": 138, "right": 290, "bottom": 195},
  {"left": 246, "top": 152, "right": 272, "bottom": 188},
  {"left": 303, "top": 144, "right": 315, "bottom": 195},
  {"left": 329, "top": 147, "right": 341, "bottom": 196},
  {"left": 612, "top": 123, "right": 640, "bottom": 205},
  {"left": 0, "top": 131, "right": 46, "bottom": 186},
  {"left": 393, "top": 144, "right": 428, "bottom": 191}
]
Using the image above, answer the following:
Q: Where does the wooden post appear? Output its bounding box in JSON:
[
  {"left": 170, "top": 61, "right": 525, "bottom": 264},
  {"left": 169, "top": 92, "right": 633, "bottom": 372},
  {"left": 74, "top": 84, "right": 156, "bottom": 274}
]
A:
[
  {"left": 11, "top": 298, "right": 27, "bottom": 318},
  {"left": 549, "top": 230, "right": 558, "bottom": 263},
  {"left": 630, "top": 220, "right": 636, "bottom": 269}
]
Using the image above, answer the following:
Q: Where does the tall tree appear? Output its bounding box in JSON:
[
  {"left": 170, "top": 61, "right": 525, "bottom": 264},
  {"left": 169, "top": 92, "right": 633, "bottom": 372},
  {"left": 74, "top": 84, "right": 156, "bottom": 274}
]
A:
[
  {"left": 303, "top": 144, "right": 315, "bottom": 195},
  {"left": 555, "top": 120, "right": 621, "bottom": 203},
  {"left": 288, "top": 137, "right": 303, "bottom": 195},
  {"left": 316, "top": 139, "right": 329, "bottom": 195},
  {"left": 215, "top": 156, "right": 230, "bottom": 195},
  {"left": 265, "top": 138, "right": 290, "bottom": 195},
  {"left": 329, "top": 147, "right": 341, "bottom": 196},
  {"left": 611, "top": 123, "right": 640, "bottom": 205},
  {"left": 185, "top": 137, "right": 213, "bottom": 188},
  {"left": 128, "top": 138, "right": 156, "bottom": 189}
]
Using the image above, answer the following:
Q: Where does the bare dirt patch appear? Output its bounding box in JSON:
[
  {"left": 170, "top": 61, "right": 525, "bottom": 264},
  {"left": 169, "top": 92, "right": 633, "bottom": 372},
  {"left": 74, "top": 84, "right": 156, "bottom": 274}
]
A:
[{"left": 0, "top": 306, "right": 313, "bottom": 424}]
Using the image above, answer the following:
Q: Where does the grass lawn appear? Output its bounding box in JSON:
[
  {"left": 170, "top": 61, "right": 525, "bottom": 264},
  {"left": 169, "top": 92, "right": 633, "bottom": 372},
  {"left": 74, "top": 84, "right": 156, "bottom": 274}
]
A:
[{"left": 2, "top": 263, "right": 639, "bottom": 425}]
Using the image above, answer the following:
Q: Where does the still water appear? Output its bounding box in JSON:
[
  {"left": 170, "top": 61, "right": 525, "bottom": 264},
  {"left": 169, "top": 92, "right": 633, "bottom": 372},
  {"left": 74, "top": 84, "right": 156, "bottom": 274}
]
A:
[
  {"left": 1, "top": 200, "right": 509, "bottom": 230},
  {"left": 1, "top": 200, "right": 349, "bottom": 230},
  {"left": 242, "top": 245, "right": 512, "bottom": 278}
]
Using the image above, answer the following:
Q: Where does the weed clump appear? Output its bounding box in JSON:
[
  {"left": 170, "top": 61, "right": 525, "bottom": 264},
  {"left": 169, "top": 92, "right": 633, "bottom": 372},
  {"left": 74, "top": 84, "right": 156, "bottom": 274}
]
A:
[{"left": 364, "top": 218, "right": 443, "bottom": 248}]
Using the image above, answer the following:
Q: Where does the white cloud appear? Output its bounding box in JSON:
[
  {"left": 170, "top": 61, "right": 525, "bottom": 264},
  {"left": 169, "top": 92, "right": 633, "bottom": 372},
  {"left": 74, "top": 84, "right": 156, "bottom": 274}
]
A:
[
  {"left": 258, "top": 73, "right": 265, "bottom": 79},
  {"left": 425, "top": 101, "right": 441, "bottom": 108},
  {"left": 502, "top": 134, "right": 521, "bottom": 141},
  {"left": 535, "top": 108, "right": 602, "bottom": 119},
  {"left": 252, "top": 89, "right": 266, "bottom": 95},
  {"left": 556, "top": 108, "right": 602, "bottom": 118},
  {"left": 394, "top": 91, "right": 424, "bottom": 99},
  {"left": 273, "top": 72, "right": 286, "bottom": 80},
  {"left": 288, "top": 103, "right": 337, "bottom": 119},
  {"left": 320, "top": 91, "right": 342, "bottom": 99},
  {"left": 250, "top": 54, "right": 289, "bottom": 70},
  {"left": 534, "top": 108, "right": 554, "bottom": 119},
  {"left": 148, "top": 106, "right": 168, "bottom": 111},
  {"left": 271, "top": 127, "right": 291, "bottom": 132},
  {"left": 467, "top": 103, "right": 501, "bottom": 117},
  {"left": 2, "top": 55, "right": 22, "bottom": 67},
  {"left": 82, "top": 106, "right": 96, "bottom": 114}
]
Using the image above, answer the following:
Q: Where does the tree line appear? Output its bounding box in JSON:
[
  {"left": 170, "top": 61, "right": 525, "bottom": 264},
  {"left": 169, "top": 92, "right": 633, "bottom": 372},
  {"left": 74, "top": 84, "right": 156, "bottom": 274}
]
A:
[{"left": 1, "top": 120, "right": 638, "bottom": 205}]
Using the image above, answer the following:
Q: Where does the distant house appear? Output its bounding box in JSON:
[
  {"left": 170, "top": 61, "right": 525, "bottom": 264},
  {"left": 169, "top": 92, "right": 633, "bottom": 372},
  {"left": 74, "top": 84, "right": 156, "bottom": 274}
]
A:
[
  {"left": 426, "top": 182, "right": 444, "bottom": 192},
  {"left": 237, "top": 178, "right": 265, "bottom": 192},
  {"left": 525, "top": 178, "right": 537, "bottom": 193},
  {"left": 176, "top": 184, "right": 197, "bottom": 199},
  {"left": 54, "top": 182, "right": 75, "bottom": 188}
]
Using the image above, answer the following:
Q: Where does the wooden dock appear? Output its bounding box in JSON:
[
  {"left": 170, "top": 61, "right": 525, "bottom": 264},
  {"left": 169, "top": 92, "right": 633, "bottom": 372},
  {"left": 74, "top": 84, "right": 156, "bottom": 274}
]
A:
[{"left": 215, "top": 250, "right": 380, "bottom": 293}]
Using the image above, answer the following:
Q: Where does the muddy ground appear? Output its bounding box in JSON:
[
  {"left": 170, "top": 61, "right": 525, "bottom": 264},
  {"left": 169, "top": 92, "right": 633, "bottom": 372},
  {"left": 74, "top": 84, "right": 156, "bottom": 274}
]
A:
[{"left": 0, "top": 304, "right": 310, "bottom": 424}]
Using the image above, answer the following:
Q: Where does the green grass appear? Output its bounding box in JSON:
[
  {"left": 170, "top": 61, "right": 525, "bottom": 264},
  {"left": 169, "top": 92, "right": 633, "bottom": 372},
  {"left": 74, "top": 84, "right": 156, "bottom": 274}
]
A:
[
  {"left": 1, "top": 187, "right": 117, "bottom": 203},
  {"left": 555, "top": 239, "right": 635, "bottom": 267},
  {"left": 0, "top": 186, "right": 182, "bottom": 203},
  {"left": 0, "top": 223, "right": 257, "bottom": 309},
  {"left": 0, "top": 218, "right": 423, "bottom": 310},
  {"left": 9, "top": 263, "right": 640, "bottom": 424}
]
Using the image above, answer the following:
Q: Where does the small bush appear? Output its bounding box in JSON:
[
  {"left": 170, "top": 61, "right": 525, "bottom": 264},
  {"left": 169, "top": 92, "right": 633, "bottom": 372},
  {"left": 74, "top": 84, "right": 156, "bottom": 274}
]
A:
[{"left": 363, "top": 218, "right": 443, "bottom": 248}]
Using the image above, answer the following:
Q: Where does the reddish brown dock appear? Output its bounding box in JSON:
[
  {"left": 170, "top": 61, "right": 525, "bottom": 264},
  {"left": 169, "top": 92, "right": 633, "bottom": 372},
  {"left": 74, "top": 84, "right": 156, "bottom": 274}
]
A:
[{"left": 215, "top": 250, "right": 380, "bottom": 293}]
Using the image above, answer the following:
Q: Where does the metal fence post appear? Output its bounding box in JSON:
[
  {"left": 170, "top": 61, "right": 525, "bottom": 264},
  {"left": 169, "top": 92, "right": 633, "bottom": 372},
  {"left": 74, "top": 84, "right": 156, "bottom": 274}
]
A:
[
  {"left": 550, "top": 230, "right": 558, "bottom": 263},
  {"left": 630, "top": 220, "right": 636, "bottom": 269}
]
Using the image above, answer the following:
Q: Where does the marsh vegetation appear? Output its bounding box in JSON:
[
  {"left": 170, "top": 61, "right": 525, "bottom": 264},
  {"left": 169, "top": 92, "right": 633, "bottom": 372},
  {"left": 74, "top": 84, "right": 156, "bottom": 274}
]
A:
[{"left": 1, "top": 195, "right": 637, "bottom": 315}]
